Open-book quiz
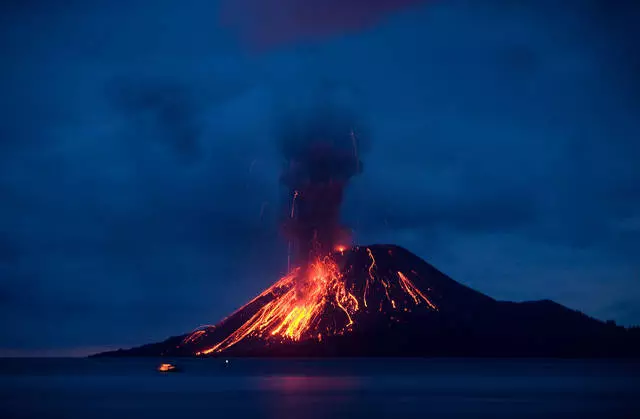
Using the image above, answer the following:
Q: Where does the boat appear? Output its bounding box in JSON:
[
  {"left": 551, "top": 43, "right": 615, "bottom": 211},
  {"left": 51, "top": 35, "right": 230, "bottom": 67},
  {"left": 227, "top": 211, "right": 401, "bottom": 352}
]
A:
[{"left": 157, "top": 363, "right": 181, "bottom": 373}]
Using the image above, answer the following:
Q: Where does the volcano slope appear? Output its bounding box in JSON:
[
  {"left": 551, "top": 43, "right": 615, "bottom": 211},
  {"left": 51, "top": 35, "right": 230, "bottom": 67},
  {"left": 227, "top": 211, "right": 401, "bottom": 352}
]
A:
[{"left": 95, "top": 245, "right": 640, "bottom": 358}]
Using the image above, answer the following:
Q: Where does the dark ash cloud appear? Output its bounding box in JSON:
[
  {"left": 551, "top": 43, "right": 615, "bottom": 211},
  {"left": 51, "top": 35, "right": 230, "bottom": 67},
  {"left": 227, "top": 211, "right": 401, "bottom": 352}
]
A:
[{"left": 277, "top": 101, "right": 369, "bottom": 263}]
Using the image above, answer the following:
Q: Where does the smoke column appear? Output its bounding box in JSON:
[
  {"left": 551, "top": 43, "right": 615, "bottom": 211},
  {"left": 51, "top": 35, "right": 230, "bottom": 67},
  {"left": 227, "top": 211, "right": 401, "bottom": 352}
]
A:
[{"left": 279, "top": 105, "right": 368, "bottom": 269}]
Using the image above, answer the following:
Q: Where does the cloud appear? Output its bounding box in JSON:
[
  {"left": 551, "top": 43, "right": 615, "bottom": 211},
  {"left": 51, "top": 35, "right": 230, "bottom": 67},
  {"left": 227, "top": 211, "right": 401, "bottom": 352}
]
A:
[
  {"left": 2, "top": 0, "right": 640, "bottom": 355},
  {"left": 354, "top": 175, "right": 537, "bottom": 236},
  {"left": 107, "top": 79, "right": 206, "bottom": 163},
  {"left": 219, "top": 0, "right": 430, "bottom": 48}
]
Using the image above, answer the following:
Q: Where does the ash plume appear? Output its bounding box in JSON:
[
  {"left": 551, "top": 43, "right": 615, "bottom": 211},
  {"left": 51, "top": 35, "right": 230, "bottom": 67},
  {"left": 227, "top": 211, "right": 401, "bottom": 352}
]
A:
[{"left": 278, "top": 104, "right": 370, "bottom": 268}]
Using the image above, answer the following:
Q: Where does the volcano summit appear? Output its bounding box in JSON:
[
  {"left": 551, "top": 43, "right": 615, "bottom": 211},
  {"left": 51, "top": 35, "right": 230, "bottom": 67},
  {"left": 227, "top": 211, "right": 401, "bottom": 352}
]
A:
[{"left": 95, "top": 244, "right": 640, "bottom": 358}]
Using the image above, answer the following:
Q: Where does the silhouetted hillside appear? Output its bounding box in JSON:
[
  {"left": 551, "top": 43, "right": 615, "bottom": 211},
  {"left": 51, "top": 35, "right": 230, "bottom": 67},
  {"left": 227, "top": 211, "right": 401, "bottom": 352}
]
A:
[{"left": 93, "top": 245, "right": 640, "bottom": 358}]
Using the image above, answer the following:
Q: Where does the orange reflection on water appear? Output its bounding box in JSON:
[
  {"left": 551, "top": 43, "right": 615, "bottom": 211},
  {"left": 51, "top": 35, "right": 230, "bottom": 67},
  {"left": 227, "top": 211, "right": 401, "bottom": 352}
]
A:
[{"left": 257, "top": 375, "right": 362, "bottom": 392}]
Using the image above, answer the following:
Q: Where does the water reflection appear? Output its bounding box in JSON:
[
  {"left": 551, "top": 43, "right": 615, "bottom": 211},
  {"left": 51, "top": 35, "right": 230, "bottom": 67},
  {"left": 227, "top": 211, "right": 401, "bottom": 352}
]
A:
[
  {"left": 257, "top": 376, "right": 366, "bottom": 419},
  {"left": 257, "top": 375, "right": 363, "bottom": 392},
  {"left": 2, "top": 359, "right": 638, "bottom": 419}
]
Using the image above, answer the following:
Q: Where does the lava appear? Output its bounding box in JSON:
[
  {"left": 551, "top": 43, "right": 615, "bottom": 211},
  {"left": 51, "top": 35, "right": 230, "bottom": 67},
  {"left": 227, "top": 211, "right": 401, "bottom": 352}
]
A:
[
  {"left": 197, "top": 256, "right": 356, "bottom": 355},
  {"left": 184, "top": 247, "right": 438, "bottom": 356},
  {"left": 176, "top": 110, "right": 437, "bottom": 356},
  {"left": 398, "top": 271, "right": 437, "bottom": 310},
  {"left": 364, "top": 247, "right": 376, "bottom": 308}
]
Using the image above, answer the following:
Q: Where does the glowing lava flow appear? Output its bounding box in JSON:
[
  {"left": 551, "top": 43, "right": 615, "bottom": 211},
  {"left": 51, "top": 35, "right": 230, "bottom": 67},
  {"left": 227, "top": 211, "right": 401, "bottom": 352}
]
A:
[
  {"left": 363, "top": 247, "right": 376, "bottom": 308},
  {"left": 197, "top": 256, "right": 358, "bottom": 355},
  {"left": 397, "top": 271, "right": 437, "bottom": 310},
  {"left": 186, "top": 249, "right": 439, "bottom": 356}
]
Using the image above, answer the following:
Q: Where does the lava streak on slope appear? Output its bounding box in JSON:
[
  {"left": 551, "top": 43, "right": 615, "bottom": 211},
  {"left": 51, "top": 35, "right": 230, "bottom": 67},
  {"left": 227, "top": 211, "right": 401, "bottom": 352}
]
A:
[
  {"left": 181, "top": 246, "right": 439, "bottom": 356},
  {"left": 176, "top": 108, "right": 438, "bottom": 356},
  {"left": 97, "top": 242, "right": 640, "bottom": 359}
]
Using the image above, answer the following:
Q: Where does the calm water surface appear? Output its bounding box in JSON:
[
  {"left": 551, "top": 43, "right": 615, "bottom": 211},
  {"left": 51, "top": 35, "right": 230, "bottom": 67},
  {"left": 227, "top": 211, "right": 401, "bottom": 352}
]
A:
[{"left": 1, "top": 358, "right": 639, "bottom": 419}]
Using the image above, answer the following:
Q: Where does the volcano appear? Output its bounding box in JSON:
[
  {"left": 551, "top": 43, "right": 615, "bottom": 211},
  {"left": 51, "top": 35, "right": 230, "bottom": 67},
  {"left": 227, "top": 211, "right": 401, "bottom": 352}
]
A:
[{"left": 94, "top": 245, "right": 640, "bottom": 358}]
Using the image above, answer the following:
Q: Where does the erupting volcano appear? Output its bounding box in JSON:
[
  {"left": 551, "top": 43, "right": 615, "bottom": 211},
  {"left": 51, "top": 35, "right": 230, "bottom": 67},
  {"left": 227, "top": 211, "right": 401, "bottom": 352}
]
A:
[
  {"left": 95, "top": 243, "right": 640, "bottom": 357},
  {"left": 95, "top": 107, "right": 640, "bottom": 359},
  {"left": 187, "top": 245, "right": 439, "bottom": 356}
]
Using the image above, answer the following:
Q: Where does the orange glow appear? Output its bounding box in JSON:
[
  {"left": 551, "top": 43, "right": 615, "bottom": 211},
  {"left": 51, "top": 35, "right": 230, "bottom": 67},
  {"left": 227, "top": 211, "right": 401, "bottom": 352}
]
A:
[
  {"left": 397, "top": 271, "right": 437, "bottom": 310},
  {"left": 364, "top": 247, "right": 376, "bottom": 308},
  {"left": 198, "top": 256, "right": 358, "bottom": 355},
  {"left": 183, "top": 251, "right": 439, "bottom": 355},
  {"left": 158, "top": 363, "right": 177, "bottom": 372},
  {"left": 335, "top": 245, "right": 347, "bottom": 255},
  {"left": 182, "top": 330, "right": 205, "bottom": 344}
]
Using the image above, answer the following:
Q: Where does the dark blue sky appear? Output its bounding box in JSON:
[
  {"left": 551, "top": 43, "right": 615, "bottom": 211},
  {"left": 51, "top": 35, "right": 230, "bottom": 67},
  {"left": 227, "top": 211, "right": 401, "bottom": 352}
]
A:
[{"left": 1, "top": 0, "right": 639, "bottom": 356}]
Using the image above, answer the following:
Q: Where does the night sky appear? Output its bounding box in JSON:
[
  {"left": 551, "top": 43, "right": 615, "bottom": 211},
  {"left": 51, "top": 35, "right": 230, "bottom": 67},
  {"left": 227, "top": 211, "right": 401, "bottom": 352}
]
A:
[{"left": 1, "top": 0, "right": 639, "bottom": 356}]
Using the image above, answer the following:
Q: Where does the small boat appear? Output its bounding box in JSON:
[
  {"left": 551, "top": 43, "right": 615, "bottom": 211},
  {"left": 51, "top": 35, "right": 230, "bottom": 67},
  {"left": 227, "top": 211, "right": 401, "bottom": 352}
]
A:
[{"left": 157, "top": 363, "right": 182, "bottom": 373}]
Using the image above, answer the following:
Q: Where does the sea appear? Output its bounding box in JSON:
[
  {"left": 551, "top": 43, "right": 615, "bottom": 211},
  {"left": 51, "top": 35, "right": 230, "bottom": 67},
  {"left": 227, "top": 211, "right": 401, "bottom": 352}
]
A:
[{"left": 1, "top": 358, "right": 639, "bottom": 419}]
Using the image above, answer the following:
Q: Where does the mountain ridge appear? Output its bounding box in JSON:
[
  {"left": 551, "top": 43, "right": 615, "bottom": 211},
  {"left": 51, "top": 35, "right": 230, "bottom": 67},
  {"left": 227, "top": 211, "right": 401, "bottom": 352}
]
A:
[{"left": 92, "top": 244, "right": 640, "bottom": 358}]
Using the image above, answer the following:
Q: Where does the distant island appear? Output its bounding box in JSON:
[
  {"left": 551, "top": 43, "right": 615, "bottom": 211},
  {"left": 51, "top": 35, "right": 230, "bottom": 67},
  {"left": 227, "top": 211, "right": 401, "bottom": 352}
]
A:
[{"left": 93, "top": 245, "right": 640, "bottom": 358}]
